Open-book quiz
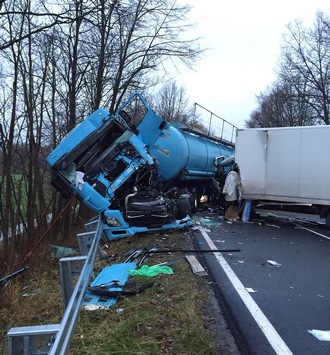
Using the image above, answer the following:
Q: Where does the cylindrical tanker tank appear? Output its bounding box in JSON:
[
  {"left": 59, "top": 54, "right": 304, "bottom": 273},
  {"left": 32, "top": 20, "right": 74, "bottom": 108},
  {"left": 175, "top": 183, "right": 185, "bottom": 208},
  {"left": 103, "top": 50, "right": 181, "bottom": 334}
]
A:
[{"left": 149, "top": 124, "right": 234, "bottom": 182}]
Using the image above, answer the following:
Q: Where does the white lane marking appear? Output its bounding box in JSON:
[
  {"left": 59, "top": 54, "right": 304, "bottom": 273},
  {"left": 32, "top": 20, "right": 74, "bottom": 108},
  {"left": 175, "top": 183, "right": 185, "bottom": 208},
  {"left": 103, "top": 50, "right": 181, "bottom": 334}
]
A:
[
  {"left": 267, "top": 212, "right": 330, "bottom": 241},
  {"left": 293, "top": 223, "right": 330, "bottom": 240},
  {"left": 200, "top": 228, "right": 293, "bottom": 355}
]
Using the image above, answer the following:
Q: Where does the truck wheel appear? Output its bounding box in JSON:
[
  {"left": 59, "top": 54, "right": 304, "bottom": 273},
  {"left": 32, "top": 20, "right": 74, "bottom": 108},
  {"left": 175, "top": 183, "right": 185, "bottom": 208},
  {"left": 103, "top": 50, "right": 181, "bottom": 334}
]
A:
[
  {"left": 191, "top": 188, "right": 201, "bottom": 212},
  {"left": 177, "top": 197, "right": 192, "bottom": 219}
]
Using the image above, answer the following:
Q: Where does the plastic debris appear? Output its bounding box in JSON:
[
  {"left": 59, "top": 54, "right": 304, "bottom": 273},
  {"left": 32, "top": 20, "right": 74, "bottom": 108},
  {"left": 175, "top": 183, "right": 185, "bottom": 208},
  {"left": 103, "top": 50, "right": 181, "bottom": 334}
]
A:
[
  {"left": 242, "top": 200, "right": 252, "bottom": 222},
  {"left": 84, "top": 262, "right": 136, "bottom": 308},
  {"left": 246, "top": 288, "right": 257, "bottom": 293},
  {"left": 76, "top": 171, "right": 85, "bottom": 190},
  {"left": 83, "top": 304, "right": 110, "bottom": 311},
  {"left": 308, "top": 329, "right": 330, "bottom": 341},
  {"left": 267, "top": 260, "right": 282, "bottom": 267},
  {"left": 22, "top": 291, "right": 39, "bottom": 297},
  {"left": 50, "top": 245, "right": 79, "bottom": 259},
  {"left": 128, "top": 265, "right": 173, "bottom": 277}
]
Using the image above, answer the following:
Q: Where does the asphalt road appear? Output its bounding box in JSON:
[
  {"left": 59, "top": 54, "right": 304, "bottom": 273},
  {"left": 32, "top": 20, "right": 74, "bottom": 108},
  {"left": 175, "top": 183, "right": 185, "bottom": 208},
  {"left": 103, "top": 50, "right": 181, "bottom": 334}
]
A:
[{"left": 192, "top": 212, "right": 330, "bottom": 355}]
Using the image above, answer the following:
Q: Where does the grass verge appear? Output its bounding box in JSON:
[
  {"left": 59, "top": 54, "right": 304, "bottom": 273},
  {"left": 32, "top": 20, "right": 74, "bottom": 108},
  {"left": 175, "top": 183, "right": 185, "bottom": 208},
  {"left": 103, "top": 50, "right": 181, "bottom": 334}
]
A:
[{"left": 0, "top": 226, "right": 226, "bottom": 354}]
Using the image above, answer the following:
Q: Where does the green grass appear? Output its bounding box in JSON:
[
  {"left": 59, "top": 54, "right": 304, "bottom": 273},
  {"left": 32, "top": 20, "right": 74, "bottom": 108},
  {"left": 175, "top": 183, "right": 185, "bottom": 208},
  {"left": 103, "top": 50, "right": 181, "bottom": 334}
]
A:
[
  {"left": 0, "top": 228, "right": 219, "bottom": 355},
  {"left": 70, "top": 263, "right": 215, "bottom": 355}
]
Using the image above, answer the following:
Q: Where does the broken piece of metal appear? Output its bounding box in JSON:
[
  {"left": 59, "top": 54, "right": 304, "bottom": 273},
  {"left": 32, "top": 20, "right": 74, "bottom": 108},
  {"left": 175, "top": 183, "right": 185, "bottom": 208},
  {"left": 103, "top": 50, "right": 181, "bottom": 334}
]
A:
[
  {"left": 146, "top": 248, "right": 241, "bottom": 254},
  {"left": 0, "top": 267, "right": 29, "bottom": 288},
  {"left": 87, "top": 281, "right": 154, "bottom": 298}
]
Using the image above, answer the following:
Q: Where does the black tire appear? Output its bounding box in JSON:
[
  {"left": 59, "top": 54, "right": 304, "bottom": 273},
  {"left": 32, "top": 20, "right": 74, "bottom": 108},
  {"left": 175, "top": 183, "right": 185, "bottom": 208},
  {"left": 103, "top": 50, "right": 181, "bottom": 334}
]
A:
[
  {"left": 191, "top": 187, "right": 202, "bottom": 212},
  {"left": 177, "top": 197, "right": 192, "bottom": 219}
]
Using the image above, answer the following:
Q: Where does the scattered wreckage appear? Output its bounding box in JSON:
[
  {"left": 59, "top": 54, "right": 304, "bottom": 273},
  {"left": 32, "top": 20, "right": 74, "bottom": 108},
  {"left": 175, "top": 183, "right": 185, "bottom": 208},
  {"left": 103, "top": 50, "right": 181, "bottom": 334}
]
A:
[
  {"left": 7, "top": 93, "right": 237, "bottom": 353},
  {"left": 46, "top": 92, "right": 235, "bottom": 239},
  {"left": 8, "top": 95, "right": 330, "bottom": 354}
]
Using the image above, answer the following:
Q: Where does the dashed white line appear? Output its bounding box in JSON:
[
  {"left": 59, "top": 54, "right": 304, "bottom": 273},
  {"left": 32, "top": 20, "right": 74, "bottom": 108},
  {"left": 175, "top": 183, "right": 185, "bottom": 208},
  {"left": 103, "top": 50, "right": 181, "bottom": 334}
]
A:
[{"left": 200, "top": 228, "right": 293, "bottom": 355}]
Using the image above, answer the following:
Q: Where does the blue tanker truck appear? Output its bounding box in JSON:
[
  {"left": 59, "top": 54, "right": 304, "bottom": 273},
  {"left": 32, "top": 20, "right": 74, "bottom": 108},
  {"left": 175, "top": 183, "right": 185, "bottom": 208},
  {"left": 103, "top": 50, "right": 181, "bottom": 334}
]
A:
[{"left": 46, "top": 92, "right": 235, "bottom": 240}]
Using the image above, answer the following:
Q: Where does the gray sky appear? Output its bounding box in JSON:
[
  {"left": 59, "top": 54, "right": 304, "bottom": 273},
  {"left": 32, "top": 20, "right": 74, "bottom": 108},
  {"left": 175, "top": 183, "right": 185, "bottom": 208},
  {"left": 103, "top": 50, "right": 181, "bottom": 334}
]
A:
[{"left": 173, "top": 0, "right": 330, "bottom": 132}]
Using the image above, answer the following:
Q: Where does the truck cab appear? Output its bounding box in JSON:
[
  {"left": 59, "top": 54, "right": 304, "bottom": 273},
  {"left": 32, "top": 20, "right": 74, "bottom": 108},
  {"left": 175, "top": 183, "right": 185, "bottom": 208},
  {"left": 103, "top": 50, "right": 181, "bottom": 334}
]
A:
[{"left": 46, "top": 92, "right": 235, "bottom": 239}]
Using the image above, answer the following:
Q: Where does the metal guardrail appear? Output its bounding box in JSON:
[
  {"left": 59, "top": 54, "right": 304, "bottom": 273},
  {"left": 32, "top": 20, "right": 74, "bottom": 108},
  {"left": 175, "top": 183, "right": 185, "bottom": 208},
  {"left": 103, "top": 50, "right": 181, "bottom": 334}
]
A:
[{"left": 7, "top": 215, "right": 104, "bottom": 355}]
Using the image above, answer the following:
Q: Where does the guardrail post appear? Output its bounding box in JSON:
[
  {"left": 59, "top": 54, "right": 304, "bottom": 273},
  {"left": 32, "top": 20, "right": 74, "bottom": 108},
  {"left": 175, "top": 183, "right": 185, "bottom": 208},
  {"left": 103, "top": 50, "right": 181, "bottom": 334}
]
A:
[
  {"left": 84, "top": 217, "right": 99, "bottom": 232},
  {"left": 77, "top": 230, "right": 105, "bottom": 259},
  {"left": 7, "top": 324, "right": 61, "bottom": 355},
  {"left": 59, "top": 256, "right": 87, "bottom": 310}
]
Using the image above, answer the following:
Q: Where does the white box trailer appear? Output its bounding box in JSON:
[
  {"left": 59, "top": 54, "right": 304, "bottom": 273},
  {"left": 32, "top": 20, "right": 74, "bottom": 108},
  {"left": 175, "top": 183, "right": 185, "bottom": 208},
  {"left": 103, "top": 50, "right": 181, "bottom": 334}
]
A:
[{"left": 235, "top": 125, "right": 330, "bottom": 227}]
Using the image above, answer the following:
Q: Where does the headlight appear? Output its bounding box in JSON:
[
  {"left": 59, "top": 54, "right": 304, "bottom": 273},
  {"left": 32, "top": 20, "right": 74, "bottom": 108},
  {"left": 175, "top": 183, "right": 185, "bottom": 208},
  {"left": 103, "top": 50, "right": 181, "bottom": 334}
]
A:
[
  {"left": 105, "top": 217, "right": 121, "bottom": 227},
  {"left": 200, "top": 194, "right": 208, "bottom": 203}
]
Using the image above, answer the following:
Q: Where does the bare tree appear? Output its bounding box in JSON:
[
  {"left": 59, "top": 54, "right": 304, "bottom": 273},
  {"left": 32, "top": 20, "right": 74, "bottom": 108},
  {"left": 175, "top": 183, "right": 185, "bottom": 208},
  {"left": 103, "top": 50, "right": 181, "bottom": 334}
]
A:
[
  {"left": 27, "top": 0, "right": 203, "bottom": 126},
  {"left": 153, "top": 81, "right": 193, "bottom": 122},
  {"left": 246, "top": 81, "right": 313, "bottom": 128},
  {"left": 279, "top": 12, "right": 330, "bottom": 125},
  {"left": 80, "top": 0, "right": 202, "bottom": 114},
  {"left": 0, "top": 1, "right": 78, "bottom": 51},
  {"left": 0, "top": 0, "right": 203, "bottom": 268},
  {"left": 247, "top": 11, "right": 330, "bottom": 128},
  {"left": 0, "top": 0, "right": 27, "bottom": 262}
]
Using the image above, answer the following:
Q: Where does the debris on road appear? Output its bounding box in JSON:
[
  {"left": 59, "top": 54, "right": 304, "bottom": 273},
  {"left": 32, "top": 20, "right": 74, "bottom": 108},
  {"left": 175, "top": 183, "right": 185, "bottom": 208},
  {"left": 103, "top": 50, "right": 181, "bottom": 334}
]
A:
[
  {"left": 308, "top": 329, "right": 330, "bottom": 341},
  {"left": 267, "top": 260, "right": 282, "bottom": 267},
  {"left": 246, "top": 288, "right": 257, "bottom": 293}
]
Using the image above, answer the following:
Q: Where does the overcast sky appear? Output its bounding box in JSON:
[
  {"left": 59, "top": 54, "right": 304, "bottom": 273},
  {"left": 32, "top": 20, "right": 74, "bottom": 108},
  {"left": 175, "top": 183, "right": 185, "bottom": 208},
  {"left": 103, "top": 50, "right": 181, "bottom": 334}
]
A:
[{"left": 173, "top": 0, "right": 330, "bottom": 132}]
